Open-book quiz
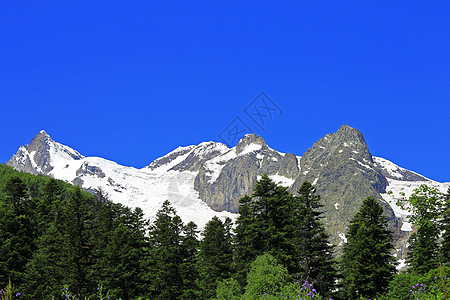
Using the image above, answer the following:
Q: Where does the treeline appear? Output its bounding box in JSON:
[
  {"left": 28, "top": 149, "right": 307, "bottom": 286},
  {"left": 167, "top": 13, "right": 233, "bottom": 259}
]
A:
[{"left": 1, "top": 163, "right": 449, "bottom": 300}]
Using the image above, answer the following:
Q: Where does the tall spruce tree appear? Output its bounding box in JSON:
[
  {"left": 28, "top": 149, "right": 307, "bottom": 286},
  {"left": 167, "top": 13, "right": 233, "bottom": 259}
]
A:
[
  {"left": 62, "top": 187, "right": 95, "bottom": 296},
  {"left": 341, "top": 196, "right": 397, "bottom": 299},
  {"left": 0, "top": 177, "right": 36, "bottom": 287},
  {"left": 147, "top": 200, "right": 185, "bottom": 299},
  {"left": 233, "top": 175, "right": 296, "bottom": 286},
  {"left": 95, "top": 207, "right": 148, "bottom": 300},
  {"left": 293, "top": 181, "right": 338, "bottom": 298},
  {"left": 180, "top": 221, "right": 200, "bottom": 300},
  {"left": 198, "top": 216, "right": 233, "bottom": 299},
  {"left": 440, "top": 187, "right": 450, "bottom": 264}
]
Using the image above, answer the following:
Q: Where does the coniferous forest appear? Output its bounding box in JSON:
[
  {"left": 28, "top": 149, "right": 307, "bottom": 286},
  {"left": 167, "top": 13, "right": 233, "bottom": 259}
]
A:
[{"left": 0, "top": 163, "right": 449, "bottom": 300}]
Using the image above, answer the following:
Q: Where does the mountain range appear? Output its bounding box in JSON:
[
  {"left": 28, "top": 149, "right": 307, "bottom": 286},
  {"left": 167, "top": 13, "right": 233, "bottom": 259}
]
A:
[{"left": 6, "top": 125, "right": 449, "bottom": 266}]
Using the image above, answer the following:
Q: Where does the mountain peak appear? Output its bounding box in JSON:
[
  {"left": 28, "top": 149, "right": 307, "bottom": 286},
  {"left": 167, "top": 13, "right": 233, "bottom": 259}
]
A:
[{"left": 235, "top": 134, "right": 267, "bottom": 154}]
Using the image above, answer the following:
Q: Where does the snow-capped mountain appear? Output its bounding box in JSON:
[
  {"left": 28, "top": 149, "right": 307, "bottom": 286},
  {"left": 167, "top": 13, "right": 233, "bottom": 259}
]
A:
[{"left": 6, "top": 126, "right": 450, "bottom": 260}]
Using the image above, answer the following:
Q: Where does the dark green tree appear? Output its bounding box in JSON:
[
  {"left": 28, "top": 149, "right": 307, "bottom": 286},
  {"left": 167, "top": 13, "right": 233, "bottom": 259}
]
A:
[
  {"left": 441, "top": 187, "right": 450, "bottom": 264},
  {"left": 198, "top": 216, "right": 233, "bottom": 299},
  {"left": 233, "top": 175, "right": 296, "bottom": 285},
  {"left": 147, "top": 200, "right": 185, "bottom": 299},
  {"left": 180, "top": 221, "right": 200, "bottom": 300},
  {"left": 21, "top": 223, "right": 65, "bottom": 299},
  {"left": 0, "top": 177, "right": 36, "bottom": 287},
  {"left": 341, "top": 196, "right": 397, "bottom": 299},
  {"left": 62, "top": 187, "right": 95, "bottom": 296},
  {"left": 293, "top": 181, "right": 338, "bottom": 298}
]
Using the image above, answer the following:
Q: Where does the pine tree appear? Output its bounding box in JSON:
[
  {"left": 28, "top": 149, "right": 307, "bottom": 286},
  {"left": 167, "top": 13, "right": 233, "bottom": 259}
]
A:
[
  {"left": 147, "top": 200, "right": 185, "bottom": 299},
  {"left": 341, "top": 196, "right": 397, "bottom": 299},
  {"left": 441, "top": 187, "right": 450, "bottom": 264},
  {"left": 198, "top": 216, "right": 233, "bottom": 299},
  {"left": 293, "top": 181, "right": 338, "bottom": 298}
]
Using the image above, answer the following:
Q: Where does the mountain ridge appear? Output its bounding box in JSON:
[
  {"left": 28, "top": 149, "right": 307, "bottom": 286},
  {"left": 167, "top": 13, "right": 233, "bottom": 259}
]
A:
[{"left": 6, "top": 126, "right": 450, "bottom": 261}]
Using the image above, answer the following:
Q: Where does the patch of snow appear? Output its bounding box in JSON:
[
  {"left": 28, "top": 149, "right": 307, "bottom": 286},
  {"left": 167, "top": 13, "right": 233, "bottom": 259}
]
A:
[
  {"left": 338, "top": 232, "right": 347, "bottom": 246},
  {"left": 312, "top": 178, "right": 318, "bottom": 185},
  {"left": 204, "top": 149, "right": 237, "bottom": 184},
  {"left": 256, "top": 153, "right": 264, "bottom": 160},
  {"left": 352, "top": 150, "right": 359, "bottom": 154},
  {"left": 269, "top": 173, "right": 295, "bottom": 187},
  {"left": 397, "top": 259, "right": 407, "bottom": 271},
  {"left": 338, "top": 150, "right": 343, "bottom": 153},
  {"left": 239, "top": 143, "right": 262, "bottom": 156},
  {"left": 334, "top": 202, "right": 339, "bottom": 210},
  {"left": 303, "top": 170, "right": 309, "bottom": 175},
  {"left": 344, "top": 142, "right": 349, "bottom": 147},
  {"left": 271, "top": 157, "right": 278, "bottom": 161}
]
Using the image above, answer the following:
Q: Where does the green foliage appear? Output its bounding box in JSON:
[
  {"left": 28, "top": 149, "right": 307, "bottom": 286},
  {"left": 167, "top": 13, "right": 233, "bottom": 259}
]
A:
[
  {"left": 243, "top": 253, "right": 291, "bottom": 299},
  {"left": 441, "top": 188, "right": 450, "bottom": 264},
  {"left": 341, "top": 196, "right": 397, "bottom": 299},
  {"left": 215, "top": 278, "right": 242, "bottom": 300},
  {"left": 261, "top": 280, "right": 325, "bottom": 299},
  {"left": 398, "top": 185, "right": 444, "bottom": 274}
]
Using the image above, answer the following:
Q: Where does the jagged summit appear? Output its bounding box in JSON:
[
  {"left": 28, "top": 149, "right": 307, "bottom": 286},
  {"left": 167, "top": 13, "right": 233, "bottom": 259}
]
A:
[
  {"left": 7, "top": 130, "right": 83, "bottom": 175},
  {"left": 235, "top": 133, "right": 267, "bottom": 155}
]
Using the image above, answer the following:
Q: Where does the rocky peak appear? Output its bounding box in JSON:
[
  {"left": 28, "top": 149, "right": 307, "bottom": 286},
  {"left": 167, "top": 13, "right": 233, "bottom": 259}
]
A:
[
  {"left": 235, "top": 134, "right": 267, "bottom": 155},
  {"left": 7, "top": 130, "right": 83, "bottom": 175},
  {"left": 290, "top": 124, "right": 391, "bottom": 246}
]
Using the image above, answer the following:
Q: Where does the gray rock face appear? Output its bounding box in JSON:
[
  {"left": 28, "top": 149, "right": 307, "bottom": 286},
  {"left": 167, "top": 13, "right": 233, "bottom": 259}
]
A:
[{"left": 194, "top": 134, "right": 300, "bottom": 212}]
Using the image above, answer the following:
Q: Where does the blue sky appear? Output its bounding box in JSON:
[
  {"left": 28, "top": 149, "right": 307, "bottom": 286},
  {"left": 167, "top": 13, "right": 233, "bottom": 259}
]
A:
[{"left": 1, "top": 1, "right": 449, "bottom": 182}]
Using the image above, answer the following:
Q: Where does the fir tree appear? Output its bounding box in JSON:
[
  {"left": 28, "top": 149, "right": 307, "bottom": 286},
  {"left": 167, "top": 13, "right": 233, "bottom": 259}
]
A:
[
  {"left": 233, "top": 175, "right": 296, "bottom": 285},
  {"left": 0, "top": 177, "right": 36, "bottom": 287},
  {"left": 293, "top": 181, "right": 338, "bottom": 298},
  {"left": 147, "top": 200, "right": 185, "bottom": 299},
  {"left": 180, "top": 221, "right": 200, "bottom": 300},
  {"left": 62, "top": 187, "right": 95, "bottom": 296},
  {"left": 21, "top": 223, "right": 66, "bottom": 299},
  {"left": 341, "top": 196, "right": 397, "bottom": 299},
  {"left": 198, "top": 216, "right": 233, "bottom": 299}
]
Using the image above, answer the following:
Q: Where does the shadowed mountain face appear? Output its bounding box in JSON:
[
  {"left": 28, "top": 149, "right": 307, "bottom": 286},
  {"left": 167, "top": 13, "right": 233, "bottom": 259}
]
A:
[{"left": 7, "top": 125, "right": 448, "bottom": 258}]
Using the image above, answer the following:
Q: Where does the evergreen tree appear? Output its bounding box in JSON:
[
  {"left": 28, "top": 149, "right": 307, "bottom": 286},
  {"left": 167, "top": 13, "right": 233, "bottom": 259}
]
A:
[
  {"left": 341, "top": 196, "right": 397, "bottom": 299},
  {"left": 147, "top": 200, "right": 185, "bottom": 299},
  {"left": 0, "top": 177, "right": 36, "bottom": 287},
  {"left": 21, "top": 223, "right": 66, "bottom": 299},
  {"left": 233, "top": 175, "right": 296, "bottom": 285},
  {"left": 180, "top": 221, "right": 200, "bottom": 300},
  {"left": 293, "top": 181, "right": 338, "bottom": 298},
  {"left": 441, "top": 187, "right": 450, "bottom": 264},
  {"left": 62, "top": 187, "right": 95, "bottom": 296},
  {"left": 198, "top": 216, "right": 233, "bottom": 299}
]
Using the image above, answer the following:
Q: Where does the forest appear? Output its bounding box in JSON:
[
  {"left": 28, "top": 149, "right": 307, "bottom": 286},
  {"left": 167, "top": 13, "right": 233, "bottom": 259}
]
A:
[{"left": 0, "top": 163, "right": 449, "bottom": 300}]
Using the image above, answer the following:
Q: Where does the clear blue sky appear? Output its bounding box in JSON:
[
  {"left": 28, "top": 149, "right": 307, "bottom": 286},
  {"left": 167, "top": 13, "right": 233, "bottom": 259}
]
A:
[{"left": 1, "top": 1, "right": 449, "bottom": 182}]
